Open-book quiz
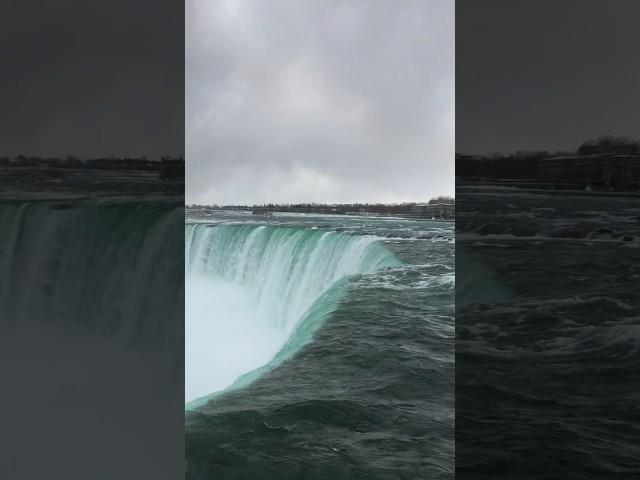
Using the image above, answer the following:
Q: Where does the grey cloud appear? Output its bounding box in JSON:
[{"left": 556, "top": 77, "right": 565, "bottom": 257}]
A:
[
  {"left": 186, "top": 0, "right": 454, "bottom": 204},
  {"left": 457, "top": 0, "right": 640, "bottom": 154},
  {"left": 0, "top": 0, "right": 183, "bottom": 159}
]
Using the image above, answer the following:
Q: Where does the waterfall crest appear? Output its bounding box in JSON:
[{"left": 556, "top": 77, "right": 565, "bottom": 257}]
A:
[{"left": 185, "top": 223, "right": 399, "bottom": 407}]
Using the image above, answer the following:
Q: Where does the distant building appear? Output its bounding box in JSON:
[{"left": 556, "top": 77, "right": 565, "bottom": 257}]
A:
[
  {"left": 411, "top": 202, "right": 455, "bottom": 219},
  {"left": 577, "top": 143, "right": 638, "bottom": 156},
  {"left": 538, "top": 154, "right": 640, "bottom": 190}
]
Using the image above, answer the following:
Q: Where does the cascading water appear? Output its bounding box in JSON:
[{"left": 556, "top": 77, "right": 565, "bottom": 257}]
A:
[
  {"left": 185, "top": 211, "right": 455, "bottom": 479},
  {"left": 0, "top": 201, "right": 184, "bottom": 347},
  {"left": 185, "top": 222, "right": 400, "bottom": 406},
  {"left": 0, "top": 199, "right": 184, "bottom": 479}
]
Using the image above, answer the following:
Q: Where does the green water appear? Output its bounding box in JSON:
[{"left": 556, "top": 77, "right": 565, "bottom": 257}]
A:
[{"left": 185, "top": 209, "right": 454, "bottom": 479}]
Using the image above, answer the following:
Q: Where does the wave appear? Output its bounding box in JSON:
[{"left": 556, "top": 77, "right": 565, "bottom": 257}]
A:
[
  {"left": 457, "top": 231, "right": 639, "bottom": 245},
  {"left": 184, "top": 223, "right": 400, "bottom": 408},
  {"left": 456, "top": 246, "right": 513, "bottom": 308}
]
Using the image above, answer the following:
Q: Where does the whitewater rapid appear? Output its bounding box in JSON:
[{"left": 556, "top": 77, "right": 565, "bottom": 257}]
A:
[{"left": 184, "top": 222, "right": 399, "bottom": 406}]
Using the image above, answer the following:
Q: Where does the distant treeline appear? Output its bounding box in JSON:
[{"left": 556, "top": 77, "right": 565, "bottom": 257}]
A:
[
  {"left": 189, "top": 197, "right": 454, "bottom": 211},
  {"left": 189, "top": 197, "right": 455, "bottom": 219},
  {"left": 457, "top": 135, "right": 639, "bottom": 179},
  {"left": 0, "top": 155, "right": 184, "bottom": 170},
  {"left": 456, "top": 151, "right": 554, "bottom": 178}
]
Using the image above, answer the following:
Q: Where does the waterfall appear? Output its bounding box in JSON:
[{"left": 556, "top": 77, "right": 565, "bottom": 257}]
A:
[
  {"left": 0, "top": 200, "right": 184, "bottom": 349},
  {"left": 0, "top": 199, "right": 184, "bottom": 479},
  {"left": 185, "top": 222, "right": 399, "bottom": 407}
]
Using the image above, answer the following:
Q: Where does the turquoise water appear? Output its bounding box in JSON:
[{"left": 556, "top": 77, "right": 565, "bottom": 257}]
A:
[{"left": 185, "top": 209, "right": 454, "bottom": 479}]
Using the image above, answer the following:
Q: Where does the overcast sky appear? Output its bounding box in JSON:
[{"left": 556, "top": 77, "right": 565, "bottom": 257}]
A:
[
  {"left": 186, "top": 0, "right": 454, "bottom": 205},
  {"left": 0, "top": 0, "right": 183, "bottom": 159},
  {"left": 457, "top": 0, "right": 640, "bottom": 155}
]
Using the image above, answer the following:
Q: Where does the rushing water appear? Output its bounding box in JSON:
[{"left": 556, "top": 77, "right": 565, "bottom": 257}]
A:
[
  {"left": 0, "top": 198, "right": 184, "bottom": 479},
  {"left": 185, "top": 210, "right": 454, "bottom": 479},
  {"left": 1, "top": 200, "right": 183, "bottom": 337},
  {"left": 185, "top": 222, "right": 399, "bottom": 404},
  {"left": 456, "top": 187, "right": 640, "bottom": 478}
]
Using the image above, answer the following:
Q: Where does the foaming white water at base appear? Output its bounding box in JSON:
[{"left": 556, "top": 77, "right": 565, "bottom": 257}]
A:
[
  {"left": 185, "top": 274, "right": 283, "bottom": 402},
  {"left": 185, "top": 223, "right": 400, "bottom": 407}
]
